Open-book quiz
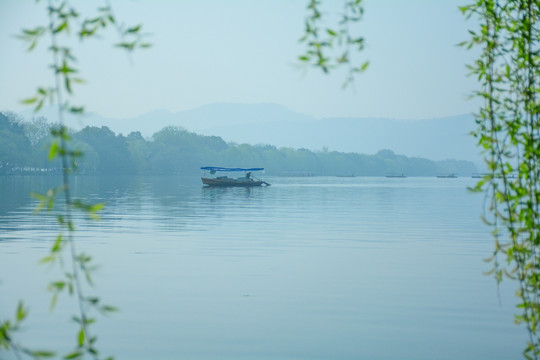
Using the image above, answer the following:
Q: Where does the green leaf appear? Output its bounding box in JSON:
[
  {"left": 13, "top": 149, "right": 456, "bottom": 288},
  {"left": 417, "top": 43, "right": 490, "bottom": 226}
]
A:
[
  {"left": 77, "top": 328, "right": 85, "bottom": 346},
  {"left": 16, "top": 301, "right": 27, "bottom": 322},
  {"left": 336, "top": 54, "right": 348, "bottom": 63},
  {"left": 126, "top": 24, "right": 141, "bottom": 33},
  {"left": 115, "top": 42, "right": 136, "bottom": 50},
  {"left": 31, "top": 350, "right": 56, "bottom": 358},
  {"left": 65, "top": 77, "right": 72, "bottom": 94},
  {"left": 40, "top": 254, "right": 56, "bottom": 264},
  {"left": 69, "top": 106, "right": 84, "bottom": 114},
  {"left": 86, "top": 297, "right": 99, "bottom": 305},
  {"left": 22, "top": 27, "right": 44, "bottom": 36},
  {"left": 36, "top": 99, "right": 44, "bottom": 112},
  {"left": 31, "top": 192, "right": 48, "bottom": 213},
  {"left": 100, "top": 305, "right": 119, "bottom": 313},
  {"left": 54, "top": 22, "right": 68, "bottom": 33},
  {"left": 90, "top": 203, "right": 105, "bottom": 212},
  {"left": 52, "top": 234, "right": 64, "bottom": 252},
  {"left": 360, "top": 61, "right": 369, "bottom": 71},
  {"left": 84, "top": 269, "right": 94, "bottom": 286},
  {"left": 87, "top": 203, "right": 105, "bottom": 220},
  {"left": 64, "top": 350, "right": 82, "bottom": 359},
  {"left": 28, "top": 39, "right": 38, "bottom": 51},
  {"left": 49, "top": 141, "right": 59, "bottom": 160},
  {"left": 49, "top": 281, "right": 66, "bottom": 291},
  {"left": 21, "top": 97, "right": 38, "bottom": 104},
  {"left": 50, "top": 293, "right": 58, "bottom": 311}
]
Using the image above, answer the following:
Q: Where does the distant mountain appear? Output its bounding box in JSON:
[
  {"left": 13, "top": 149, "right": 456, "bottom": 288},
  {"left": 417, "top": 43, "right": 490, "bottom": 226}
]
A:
[
  {"left": 20, "top": 103, "right": 482, "bottom": 164},
  {"left": 198, "top": 114, "right": 481, "bottom": 164}
]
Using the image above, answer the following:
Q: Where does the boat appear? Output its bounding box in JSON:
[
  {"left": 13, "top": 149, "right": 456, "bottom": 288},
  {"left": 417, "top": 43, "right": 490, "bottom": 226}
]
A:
[
  {"left": 437, "top": 173, "right": 458, "bottom": 178},
  {"left": 471, "top": 173, "right": 487, "bottom": 178},
  {"left": 278, "top": 172, "right": 315, "bottom": 177},
  {"left": 471, "top": 172, "right": 517, "bottom": 179},
  {"left": 385, "top": 173, "right": 406, "bottom": 178},
  {"left": 201, "top": 166, "right": 271, "bottom": 187}
]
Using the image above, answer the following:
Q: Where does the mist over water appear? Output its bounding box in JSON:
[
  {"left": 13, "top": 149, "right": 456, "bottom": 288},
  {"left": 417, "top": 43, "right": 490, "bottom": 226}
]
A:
[{"left": 0, "top": 175, "right": 525, "bottom": 359}]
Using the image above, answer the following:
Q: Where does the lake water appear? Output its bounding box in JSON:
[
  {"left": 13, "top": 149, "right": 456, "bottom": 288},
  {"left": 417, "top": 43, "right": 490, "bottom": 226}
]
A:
[{"left": 0, "top": 175, "right": 526, "bottom": 359}]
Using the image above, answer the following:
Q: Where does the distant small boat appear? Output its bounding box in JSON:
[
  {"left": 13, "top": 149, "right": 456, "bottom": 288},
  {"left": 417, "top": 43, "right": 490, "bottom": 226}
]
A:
[
  {"left": 201, "top": 166, "right": 270, "bottom": 187},
  {"left": 279, "top": 172, "right": 315, "bottom": 177},
  {"left": 385, "top": 173, "right": 406, "bottom": 178},
  {"left": 471, "top": 173, "right": 487, "bottom": 178},
  {"left": 472, "top": 172, "right": 517, "bottom": 179},
  {"left": 336, "top": 174, "right": 355, "bottom": 177},
  {"left": 437, "top": 173, "right": 458, "bottom": 178}
]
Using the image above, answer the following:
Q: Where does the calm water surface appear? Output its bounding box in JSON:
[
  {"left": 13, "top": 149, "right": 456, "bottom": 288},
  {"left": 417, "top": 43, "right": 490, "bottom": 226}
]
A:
[{"left": 0, "top": 175, "right": 526, "bottom": 359}]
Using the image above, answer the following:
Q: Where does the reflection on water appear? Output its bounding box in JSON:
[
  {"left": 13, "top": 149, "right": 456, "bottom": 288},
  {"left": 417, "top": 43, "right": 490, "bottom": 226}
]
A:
[{"left": 0, "top": 175, "right": 526, "bottom": 360}]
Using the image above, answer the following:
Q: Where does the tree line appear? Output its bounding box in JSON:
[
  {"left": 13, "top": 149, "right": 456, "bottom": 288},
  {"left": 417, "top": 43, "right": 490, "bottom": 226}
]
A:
[{"left": 0, "top": 111, "right": 477, "bottom": 176}]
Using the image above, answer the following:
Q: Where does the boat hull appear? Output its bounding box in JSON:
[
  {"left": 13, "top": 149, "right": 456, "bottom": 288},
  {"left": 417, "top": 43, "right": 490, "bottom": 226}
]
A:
[
  {"left": 201, "top": 178, "right": 266, "bottom": 187},
  {"left": 436, "top": 175, "right": 458, "bottom": 178}
]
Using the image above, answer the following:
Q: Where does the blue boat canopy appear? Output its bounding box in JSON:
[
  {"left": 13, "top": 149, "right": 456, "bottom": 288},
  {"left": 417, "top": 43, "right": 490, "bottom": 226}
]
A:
[{"left": 201, "top": 166, "right": 264, "bottom": 172}]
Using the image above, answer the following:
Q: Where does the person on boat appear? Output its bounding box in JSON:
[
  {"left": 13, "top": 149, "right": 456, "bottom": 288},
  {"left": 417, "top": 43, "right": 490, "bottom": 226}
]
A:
[{"left": 246, "top": 172, "right": 252, "bottom": 180}]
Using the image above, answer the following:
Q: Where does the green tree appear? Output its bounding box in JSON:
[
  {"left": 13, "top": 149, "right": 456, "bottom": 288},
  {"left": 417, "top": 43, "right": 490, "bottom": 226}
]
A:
[
  {"left": 23, "top": 116, "right": 51, "bottom": 148},
  {"left": 126, "top": 131, "right": 150, "bottom": 173},
  {"left": 0, "top": 113, "right": 32, "bottom": 173},
  {"left": 1, "top": 1, "right": 148, "bottom": 359},
  {"left": 75, "top": 126, "right": 134, "bottom": 174},
  {"left": 301, "top": 2, "right": 538, "bottom": 357},
  {"left": 460, "top": 1, "right": 540, "bottom": 358},
  {"left": 299, "top": 0, "right": 368, "bottom": 87},
  {"left": 149, "top": 126, "right": 200, "bottom": 174}
]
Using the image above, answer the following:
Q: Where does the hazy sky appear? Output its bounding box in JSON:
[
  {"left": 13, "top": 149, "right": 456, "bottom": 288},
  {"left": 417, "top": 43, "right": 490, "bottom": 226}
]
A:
[{"left": 0, "top": 0, "right": 480, "bottom": 120}]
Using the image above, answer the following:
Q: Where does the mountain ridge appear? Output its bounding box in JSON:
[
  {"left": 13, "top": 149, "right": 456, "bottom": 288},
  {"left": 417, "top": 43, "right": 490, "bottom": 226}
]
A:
[{"left": 19, "top": 102, "right": 481, "bottom": 164}]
